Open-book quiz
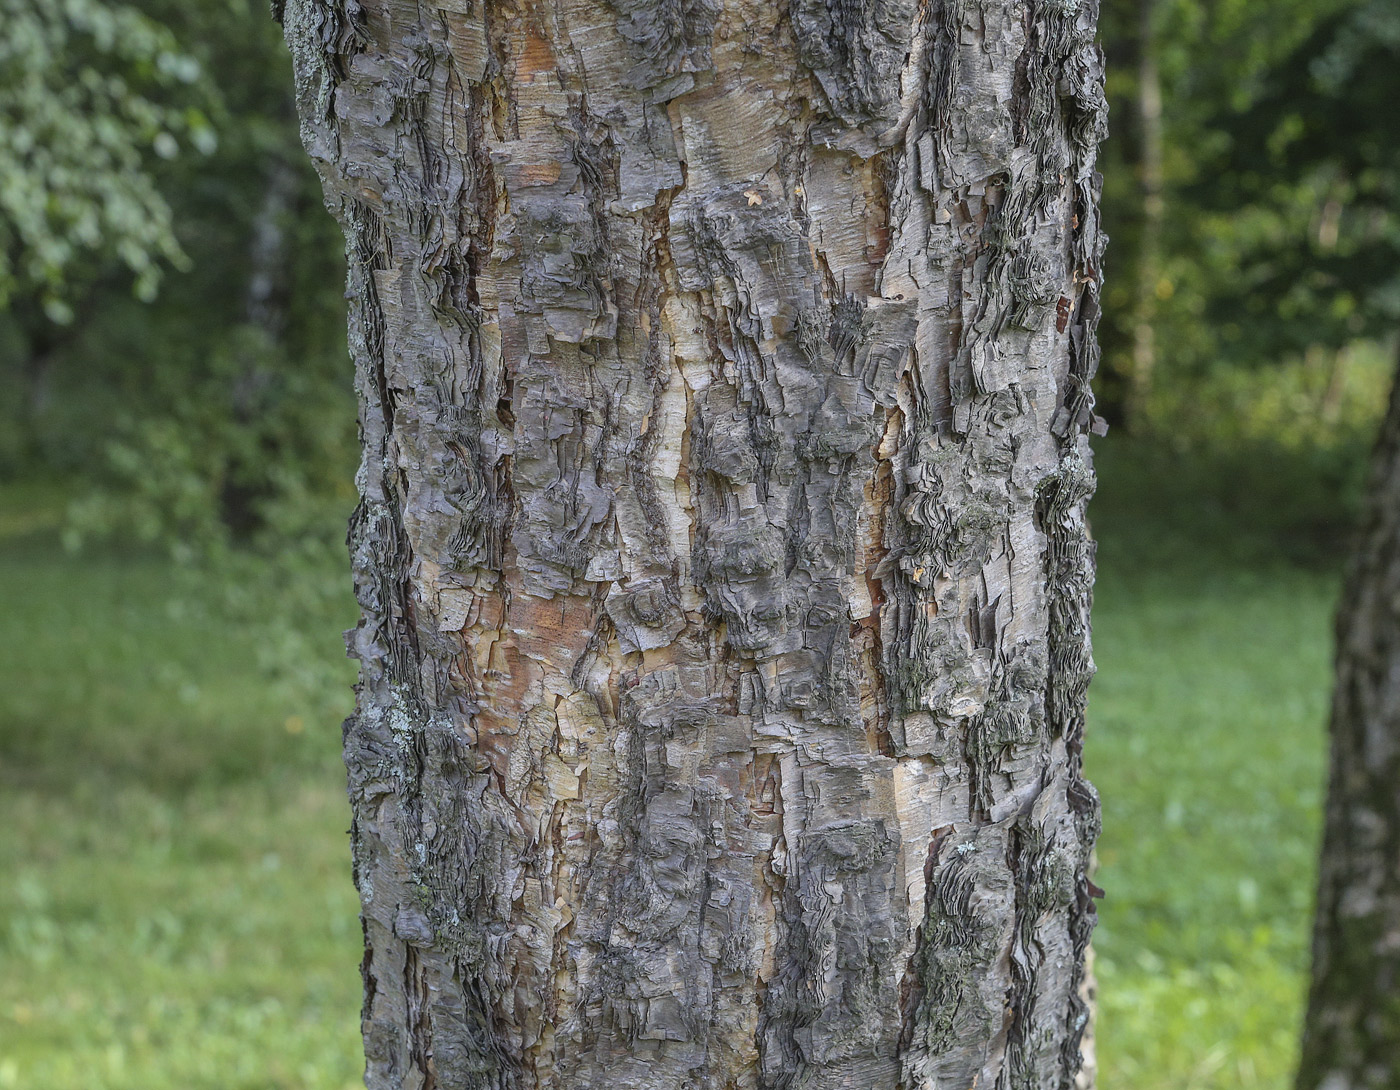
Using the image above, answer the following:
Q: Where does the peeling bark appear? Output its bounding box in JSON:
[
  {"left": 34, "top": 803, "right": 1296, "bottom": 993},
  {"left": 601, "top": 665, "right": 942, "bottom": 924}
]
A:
[
  {"left": 1298, "top": 352, "right": 1400, "bottom": 1090},
  {"left": 280, "top": 0, "right": 1106, "bottom": 1085}
]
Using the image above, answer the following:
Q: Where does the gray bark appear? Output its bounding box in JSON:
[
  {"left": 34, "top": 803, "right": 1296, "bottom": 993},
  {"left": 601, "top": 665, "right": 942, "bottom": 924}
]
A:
[
  {"left": 280, "top": 0, "right": 1107, "bottom": 1086},
  {"left": 1297, "top": 350, "right": 1400, "bottom": 1090}
]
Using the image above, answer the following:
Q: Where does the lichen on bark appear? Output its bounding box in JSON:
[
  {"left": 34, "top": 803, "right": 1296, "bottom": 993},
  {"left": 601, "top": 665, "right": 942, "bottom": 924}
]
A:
[{"left": 281, "top": 0, "right": 1107, "bottom": 1086}]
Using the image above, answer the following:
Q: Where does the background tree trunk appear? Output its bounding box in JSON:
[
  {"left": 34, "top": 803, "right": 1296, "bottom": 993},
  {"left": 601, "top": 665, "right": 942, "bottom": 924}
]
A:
[
  {"left": 1298, "top": 347, "right": 1400, "bottom": 1090},
  {"left": 281, "top": 0, "right": 1106, "bottom": 1085},
  {"left": 1126, "top": 0, "right": 1161, "bottom": 431}
]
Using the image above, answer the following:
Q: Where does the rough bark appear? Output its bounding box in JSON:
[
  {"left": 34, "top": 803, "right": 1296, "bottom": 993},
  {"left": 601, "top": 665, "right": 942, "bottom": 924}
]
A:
[
  {"left": 279, "top": 0, "right": 1107, "bottom": 1086},
  {"left": 1298, "top": 350, "right": 1400, "bottom": 1090}
]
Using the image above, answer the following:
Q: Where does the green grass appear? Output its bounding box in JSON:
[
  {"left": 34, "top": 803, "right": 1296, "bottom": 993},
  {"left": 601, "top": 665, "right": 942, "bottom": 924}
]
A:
[
  {"left": 0, "top": 498, "right": 363, "bottom": 1090},
  {"left": 1088, "top": 437, "right": 1343, "bottom": 1089},
  {"left": 0, "top": 434, "right": 1349, "bottom": 1087}
]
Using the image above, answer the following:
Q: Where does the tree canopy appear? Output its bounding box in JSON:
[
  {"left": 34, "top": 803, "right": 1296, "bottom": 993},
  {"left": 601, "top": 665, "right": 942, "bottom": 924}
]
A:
[
  {"left": 1, "top": 0, "right": 1391, "bottom": 545},
  {"left": 1201, "top": 0, "right": 1400, "bottom": 359}
]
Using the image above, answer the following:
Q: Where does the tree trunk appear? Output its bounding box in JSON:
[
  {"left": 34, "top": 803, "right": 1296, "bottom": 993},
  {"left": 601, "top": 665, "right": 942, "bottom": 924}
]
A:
[
  {"left": 1126, "top": 0, "right": 1160, "bottom": 432},
  {"left": 1298, "top": 347, "right": 1400, "bottom": 1090},
  {"left": 280, "top": 1, "right": 1107, "bottom": 1086}
]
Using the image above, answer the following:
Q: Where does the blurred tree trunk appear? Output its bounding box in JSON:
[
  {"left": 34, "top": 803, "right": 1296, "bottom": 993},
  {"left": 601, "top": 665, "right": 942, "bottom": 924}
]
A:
[
  {"left": 1298, "top": 345, "right": 1400, "bottom": 1090},
  {"left": 280, "top": 0, "right": 1106, "bottom": 1085},
  {"left": 222, "top": 154, "right": 301, "bottom": 537},
  {"left": 244, "top": 156, "right": 298, "bottom": 344},
  {"left": 1126, "top": 0, "right": 1162, "bottom": 431}
]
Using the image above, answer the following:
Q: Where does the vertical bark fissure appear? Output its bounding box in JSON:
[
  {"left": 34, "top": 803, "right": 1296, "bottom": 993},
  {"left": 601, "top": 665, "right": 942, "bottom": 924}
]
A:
[{"left": 282, "top": 0, "right": 1105, "bottom": 1085}]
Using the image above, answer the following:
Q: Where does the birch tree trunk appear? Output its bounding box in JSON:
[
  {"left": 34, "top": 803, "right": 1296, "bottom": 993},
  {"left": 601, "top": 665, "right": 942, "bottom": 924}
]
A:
[
  {"left": 1126, "top": 0, "right": 1160, "bottom": 432},
  {"left": 280, "top": 0, "right": 1107, "bottom": 1085},
  {"left": 1298, "top": 352, "right": 1400, "bottom": 1090}
]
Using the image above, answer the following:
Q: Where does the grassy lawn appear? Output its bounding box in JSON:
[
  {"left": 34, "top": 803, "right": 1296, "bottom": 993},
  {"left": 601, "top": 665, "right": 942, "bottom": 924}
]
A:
[
  {"left": 0, "top": 494, "right": 362, "bottom": 1090},
  {"left": 0, "top": 435, "right": 1344, "bottom": 1088},
  {"left": 1089, "top": 438, "right": 1347, "bottom": 1089}
]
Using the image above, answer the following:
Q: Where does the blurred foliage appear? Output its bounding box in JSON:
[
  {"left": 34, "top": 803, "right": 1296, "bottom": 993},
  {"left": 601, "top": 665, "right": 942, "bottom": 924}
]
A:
[
  {"left": 0, "top": 0, "right": 354, "bottom": 559},
  {"left": 63, "top": 319, "right": 356, "bottom": 562},
  {"left": 1098, "top": 0, "right": 1394, "bottom": 434},
  {"left": 1, "top": 0, "right": 1387, "bottom": 558},
  {"left": 1140, "top": 339, "right": 1392, "bottom": 510},
  {"left": 1202, "top": 0, "right": 1400, "bottom": 360},
  {"left": 0, "top": 0, "right": 1390, "bottom": 550},
  {"left": 0, "top": 0, "right": 213, "bottom": 322}
]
